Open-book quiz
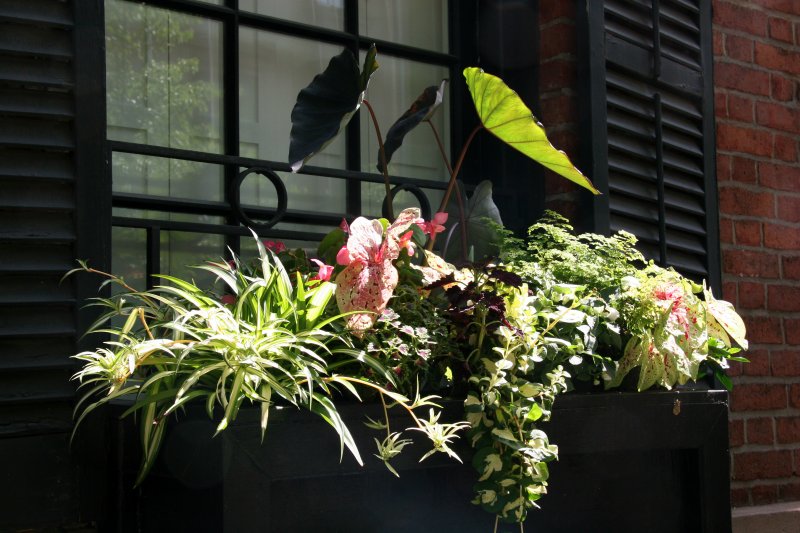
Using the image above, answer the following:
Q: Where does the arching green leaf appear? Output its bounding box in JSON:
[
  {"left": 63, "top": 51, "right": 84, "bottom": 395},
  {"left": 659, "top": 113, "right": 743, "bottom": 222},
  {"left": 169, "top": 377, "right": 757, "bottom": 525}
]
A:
[{"left": 463, "top": 67, "right": 600, "bottom": 195}]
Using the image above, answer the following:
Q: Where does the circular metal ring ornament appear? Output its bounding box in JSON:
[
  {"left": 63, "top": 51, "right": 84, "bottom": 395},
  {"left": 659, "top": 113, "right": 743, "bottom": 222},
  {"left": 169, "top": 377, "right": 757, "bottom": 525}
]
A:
[
  {"left": 381, "top": 183, "right": 432, "bottom": 221},
  {"left": 230, "top": 167, "right": 288, "bottom": 230}
]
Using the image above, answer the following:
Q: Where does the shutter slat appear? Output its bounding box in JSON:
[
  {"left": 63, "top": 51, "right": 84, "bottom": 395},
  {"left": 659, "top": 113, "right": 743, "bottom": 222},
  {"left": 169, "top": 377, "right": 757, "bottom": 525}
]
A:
[
  {"left": 0, "top": 0, "right": 72, "bottom": 28},
  {"left": 0, "top": 88, "right": 73, "bottom": 119},
  {"left": 0, "top": 22, "right": 72, "bottom": 60},
  {"left": 0, "top": 54, "right": 72, "bottom": 88}
]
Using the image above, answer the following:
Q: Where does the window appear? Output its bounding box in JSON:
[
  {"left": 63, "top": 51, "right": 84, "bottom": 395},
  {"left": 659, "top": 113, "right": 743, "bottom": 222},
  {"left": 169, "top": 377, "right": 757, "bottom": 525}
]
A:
[{"left": 104, "top": 0, "right": 456, "bottom": 288}]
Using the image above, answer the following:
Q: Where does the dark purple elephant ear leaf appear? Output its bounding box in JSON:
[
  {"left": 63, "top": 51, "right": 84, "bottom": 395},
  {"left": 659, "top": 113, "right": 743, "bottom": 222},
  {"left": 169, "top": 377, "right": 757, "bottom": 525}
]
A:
[
  {"left": 289, "top": 46, "right": 379, "bottom": 173},
  {"left": 377, "top": 79, "right": 447, "bottom": 173}
]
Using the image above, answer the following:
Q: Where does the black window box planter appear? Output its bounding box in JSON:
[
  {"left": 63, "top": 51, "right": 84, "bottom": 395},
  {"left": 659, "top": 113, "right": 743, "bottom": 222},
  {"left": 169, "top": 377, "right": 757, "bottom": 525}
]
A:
[{"left": 108, "top": 389, "right": 730, "bottom": 533}]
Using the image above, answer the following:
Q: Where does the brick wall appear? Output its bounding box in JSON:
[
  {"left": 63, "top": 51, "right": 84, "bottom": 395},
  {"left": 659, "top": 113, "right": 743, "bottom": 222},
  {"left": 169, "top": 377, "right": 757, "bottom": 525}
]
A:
[
  {"left": 538, "top": 2, "right": 583, "bottom": 224},
  {"left": 713, "top": 0, "right": 800, "bottom": 508}
]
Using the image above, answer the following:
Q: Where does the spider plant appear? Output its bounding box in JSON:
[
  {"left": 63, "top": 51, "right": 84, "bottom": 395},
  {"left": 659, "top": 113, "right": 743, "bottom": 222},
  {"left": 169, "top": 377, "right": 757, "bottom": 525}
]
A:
[{"left": 69, "top": 237, "right": 465, "bottom": 485}]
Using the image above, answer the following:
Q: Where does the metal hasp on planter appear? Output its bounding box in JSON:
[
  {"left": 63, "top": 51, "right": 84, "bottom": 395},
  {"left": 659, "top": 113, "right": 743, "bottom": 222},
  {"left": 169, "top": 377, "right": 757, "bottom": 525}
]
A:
[{"left": 109, "top": 389, "right": 730, "bottom": 533}]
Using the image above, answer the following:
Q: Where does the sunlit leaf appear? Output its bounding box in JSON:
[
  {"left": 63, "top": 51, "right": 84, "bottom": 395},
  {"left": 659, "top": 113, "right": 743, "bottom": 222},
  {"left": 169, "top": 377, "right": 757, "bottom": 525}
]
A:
[
  {"left": 704, "top": 286, "right": 748, "bottom": 350},
  {"left": 463, "top": 67, "right": 600, "bottom": 195}
]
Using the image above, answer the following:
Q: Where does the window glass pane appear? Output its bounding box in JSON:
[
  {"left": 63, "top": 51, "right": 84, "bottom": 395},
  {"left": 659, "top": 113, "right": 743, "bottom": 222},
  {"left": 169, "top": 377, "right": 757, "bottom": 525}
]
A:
[
  {"left": 358, "top": 0, "right": 448, "bottom": 52},
  {"left": 239, "top": 28, "right": 346, "bottom": 213},
  {"left": 112, "top": 227, "right": 147, "bottom": 291},
  {"left": 360, "top": 56, "right": 450, "bottom": 216},
  {"left": 239, "top": 0, "right": 344, "bottom": 30},
  {"left": 161, "top": 231, "right": 225, "bottom": 288},
  {"left": 105, "top": 0, "right": 223, "bottom": 153},
  {"left": 112, "top": 153, "right": 224, "bottom": 202}
]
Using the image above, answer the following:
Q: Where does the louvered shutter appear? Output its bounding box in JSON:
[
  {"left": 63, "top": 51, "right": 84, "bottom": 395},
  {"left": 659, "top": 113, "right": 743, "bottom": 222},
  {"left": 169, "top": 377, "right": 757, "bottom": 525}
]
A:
[
  {"left": 580, "top": 0, "right": 720, "bottom": 289},
  {"left": 0, "top": 0, "right": 108, "bottom": 526}
]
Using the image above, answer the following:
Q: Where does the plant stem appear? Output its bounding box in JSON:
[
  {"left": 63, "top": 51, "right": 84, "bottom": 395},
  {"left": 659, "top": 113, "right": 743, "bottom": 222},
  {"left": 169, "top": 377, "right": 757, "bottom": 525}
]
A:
[
  {"left": 425, "top": 121, "right": 469, "bottom": 258},
  {"left": 380, "top": 392, "right": 391, "bottom": 439},
  {"left": 493, "top": 516, "right": 499, "bottom": 533},
  {"left": 363, "top": 99, "right": 393, "bottom": 220},
  {"left": 428, "top": 125, "right": 482, "bottom": 254}
]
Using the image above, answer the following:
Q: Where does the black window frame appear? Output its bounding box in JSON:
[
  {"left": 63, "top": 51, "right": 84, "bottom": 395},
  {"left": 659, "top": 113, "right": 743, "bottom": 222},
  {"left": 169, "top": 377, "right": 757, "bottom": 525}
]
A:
[{"left": 98, "top": 0, "right": 475, "bottom": 288}]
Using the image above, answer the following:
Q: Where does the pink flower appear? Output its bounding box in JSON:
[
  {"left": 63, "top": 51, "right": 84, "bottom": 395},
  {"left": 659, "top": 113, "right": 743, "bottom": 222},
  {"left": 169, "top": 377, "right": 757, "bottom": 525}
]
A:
[
  {"left": 336, "top": 246, "right": 352, "bottom": 266},
  {"left": 310, "top": 258, "right": 334, "bottom": 282},
  {"left": 263, "top": 240, "right": 286, "bottom": 253},
  {"left": 340, "top": 218, "right": 350, "bottom": 234},
  {"left": 221, "top": 294, "right": 236, "bottom": 305},
  {"left": 418, "top": 212, "right": 448, "bottom": 236},
  {"left": 398, "top": 230, "right": 415, "bottom": 257}
]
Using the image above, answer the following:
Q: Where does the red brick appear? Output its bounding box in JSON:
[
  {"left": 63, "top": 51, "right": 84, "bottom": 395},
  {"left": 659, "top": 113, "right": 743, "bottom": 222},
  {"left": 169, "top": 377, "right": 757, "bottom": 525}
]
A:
[
  {"left": 723, "top": 280, "right": 737, "bottom": 301},
  {"left": 729, "top": 94, "right": 755, "bottom": 123},
  {"left": 757, "top": 102, "right": 800, "bottom": 134},
  {"left": 769, "top": 16, "right": 794, "bottom": 44},
  {"left": 746, "top": 316, "right": 784, "bottom": 344},
  {"left": 747, "top": 417, "right": 775, "bottom": 444},
  {"left": 730, "top": 418, "right": 745, "bottom": 447},
  {"left": 778, "top": 483, "right": 800, "bottom": 502},
  {"left": 782, "top": 256, "right": 800, "bottom": 279},
  {"left": 768, "top": 285, "right": 800, "bottom": 311},
  {"left": 774, "top": 134, "right": 798, "bottom": 162},
  {"left": 755, "top": 41, "right": 800, "bottom": 75},
  {"left": 723, "top": 249, "right": 780, "bottom": 278},
  {"left": 720, "top": 218, "right": 734, "bottom": 244},
  {"left": 539, "top": 58, "right": 576, "bottom": 92},
  {"left": 717, "top": 123, "right": 773, "bottom": 156},
  {"left": 752, "top": 484, "right": 779, "bottom": 505},
  {"left": 714, "top": 2, "right": 767, "bottom": 36},
  {"left": 728, "top": 360, "right": 744, "bottom": 377},
  {"left": 733, "top": 450, "right": 793, "bottom": 480},
  {"left": 730, "top": 488, "right": 750, "bottom": 508},
  {"left": 795, "top": 449, "right": 800, "bottom": 475},
  {"left": 540, "top": 22, "right": 576, "bottom": 61},
  {"left": 764, "top": 223, "right": 800, "bottom": 250},
  {"left": 745, "top": 348, "right": 771, "bottom": 376},
  {"left": 760, "top": 0, "right": 800, "bottom": 16},
  {"left": 732, "top": 155, "right": 757, "bottom": 184},
  {"left": 714, "top": 62, "right": 771, "bottom": 96},
  {"left": 717, "top": 153, "right": 732, "bottom": 181},
  {"left": 539, "top": 93, "right": 576, "bottom": 128},
  {"left": 759, "top": 162, "right": 800, "bottom": 191},
  {"left": 792, "top": 384, "right": 800, "bottom": 408},
  {"left": 726, "top": 34, "right": 755, "bottom": 62},
  {"left": 539, "top": 2, "right": 574, "bottom": 25},
  {"left": 715, "top": 90, "right": 727, "bottom": 118},
  {"left": 719, "top": 187, "right": 774, "bottom": 217},
  {"left": 739, "top": 281, "right": 765, "bottom": 308},
  {"left": 787, "top": 319, "right": 800, "bottom": 345},
  {"left": 771, "top": 350, "right": 800, "bottom": 376},
  {"left": 776, "top": 417, "right": 800, "bottom": 444},
  {"left": 777, "top": 196, "right": 800, "bottom": 223},
  {"left": 713, "top": 31, "right": 724, "bottom": 56},
  {"left": 734, "top": 220, "right": 762, "bottom": 246},
  {"left": 731, "top": 383, "right": 787, "bottom": 411},
  {"left": 771, "top": 73, "right": 795, "bottom": 102}
]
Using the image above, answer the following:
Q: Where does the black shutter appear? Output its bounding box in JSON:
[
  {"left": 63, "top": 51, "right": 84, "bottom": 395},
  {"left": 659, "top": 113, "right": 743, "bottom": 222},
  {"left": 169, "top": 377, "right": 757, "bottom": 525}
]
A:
[
  {"left": 579, "top": 0, "right": 720, "bottom": 290},
  {"left": 0, "top": 0, "right": 108, "bottom": 527}
]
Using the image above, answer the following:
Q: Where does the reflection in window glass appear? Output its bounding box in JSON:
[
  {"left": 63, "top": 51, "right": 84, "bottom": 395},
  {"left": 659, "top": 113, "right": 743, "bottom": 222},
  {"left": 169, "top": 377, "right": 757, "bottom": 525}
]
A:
[
  {"left": 112, "top": 227, "right": 147, "bottom": 291},
  {"left": 239, "top": 0, "right": 344, "bottom": 30},
  {"left": 161, "top": 231, "right": 225, "bottom": 288},
  {"left": 239, "top": 28, "right": 346, "bottom": 213},
  {"left": 105, "top": 0, "right": 223, "bottom": 153},
  {"left": 111, "top": 153, "right": 224, "bottom": 202},
  {"left": 359, "top": 0, "right": 448, "bottom": 52},
  {"left": 360, "top": 56, "right": 450, "bottom": 216}
]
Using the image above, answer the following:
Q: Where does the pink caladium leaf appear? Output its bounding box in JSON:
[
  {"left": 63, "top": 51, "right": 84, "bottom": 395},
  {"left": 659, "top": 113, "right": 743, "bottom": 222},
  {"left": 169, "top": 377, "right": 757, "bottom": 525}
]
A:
[{"left": 334, "top": 208, "right": 421, "bottom": 334}]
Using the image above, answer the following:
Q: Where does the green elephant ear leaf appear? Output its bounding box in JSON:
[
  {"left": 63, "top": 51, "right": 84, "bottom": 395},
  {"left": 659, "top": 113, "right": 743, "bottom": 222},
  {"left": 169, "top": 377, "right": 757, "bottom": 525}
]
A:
[
  {"left": 463, "top": 67, "right": 600, "bottom": 195},
  {"left": 378, "top": 79, "right": 447, "bottom": 173},
  {"left": 442, "top": 180, "right": 503, "bottom": 262},
  {"left": 289, "top": 45, "right": 379, "bottom": 172}
]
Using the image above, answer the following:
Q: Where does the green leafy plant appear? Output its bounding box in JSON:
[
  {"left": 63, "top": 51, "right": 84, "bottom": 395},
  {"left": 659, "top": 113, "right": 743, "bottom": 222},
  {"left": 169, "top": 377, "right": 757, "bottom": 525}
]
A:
[{"left": 69, "top": 236, "right": 469, "bottom": 484}]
